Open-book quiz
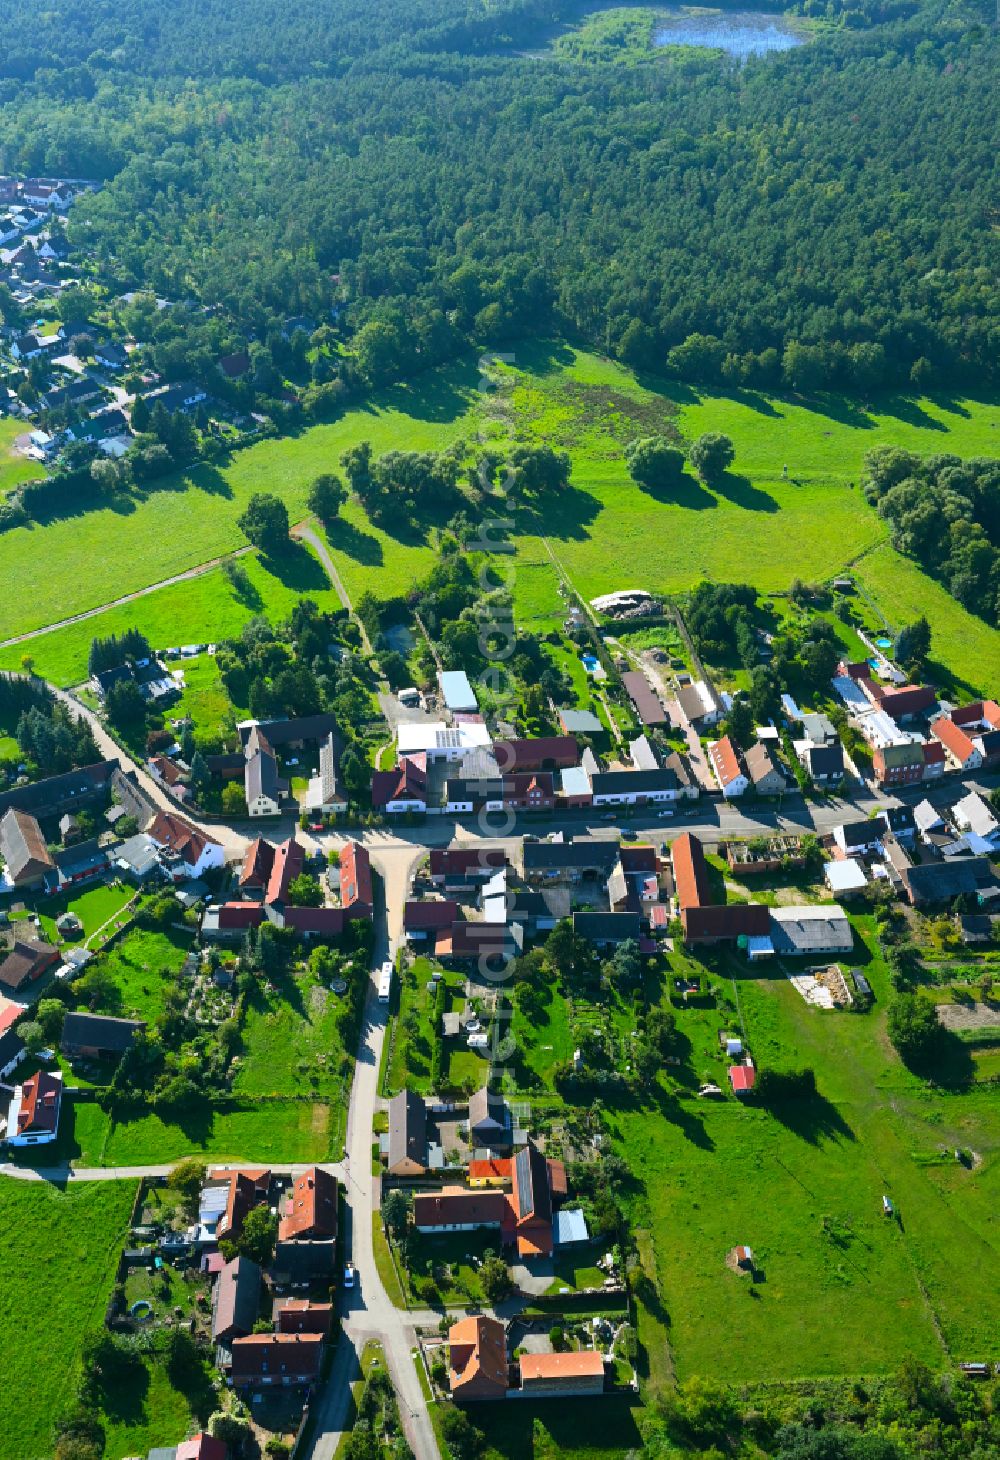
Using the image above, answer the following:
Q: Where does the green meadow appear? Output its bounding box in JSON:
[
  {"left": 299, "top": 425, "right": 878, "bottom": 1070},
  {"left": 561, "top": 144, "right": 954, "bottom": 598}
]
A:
[
  {"left": 0, "top": 545, "right": 345, "bottom": 686},
  {"left": 0, "top": 415, "right": 41, "bottom": 500},
  {"left": 0, "top": 1180, "right": 136, "bottom": 1460},
  {"left": 610, "top": 926, "right": 1000, "bottom": 1385},
  {"left": 1, "top": 342, "right": 997, "bottom": 692}
]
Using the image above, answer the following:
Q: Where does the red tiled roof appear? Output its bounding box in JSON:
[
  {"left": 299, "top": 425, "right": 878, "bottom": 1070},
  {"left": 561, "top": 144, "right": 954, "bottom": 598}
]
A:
[
  {"left": 468, "top": 1158, "right": 511, "bottom": 1181},
  {"left": 17, "top": 1068, "right": 62, "bottom": 1136},
  {"left": 931, "top": 716, "right": 977, "bottom": 762},
  {"left": 176, "top": 1435, "right": 229, "bottom": 1460},
  {"left": 147, "top": 810, "right": 221, "bottom": 866},
  {"left": 729, "top": 1064, "right": 756, "bottom": 1092},
  {"left": 922, "top": 741, "right": 946, "bottom": 765},
  {"left": 492, "top": 737, "right": 578, "bottom": 771},
  {"left": 0, "top": 1005, "right": 21, "bottom": 1036},
  {"left": 684, "top": 904, "right": 771, "bottom": 940},
  {"left": 278, "top": 1167, "right": 338, "bottom": 1242},
  {"left": 371, "top": 755, "right": 427, "bottom": 807},
  {"left": 150, "top": 755, "right": 185, "bottom": 786},
  {"left": 449, "top": 1314, "right": 509, "bottom": 1398},
  {"left": 275, "top": 1300, "right": 334, "bottom": 1335},
  {"left": 413, "top": 1188, "right": 509, "bottom": 1229},
  {"left": 217, "top": 901, "right": 265, "bottom": 929},
  {"left": 266, "top": 836, "right": 305, "bottom": 904},
  {"left": 428, "top": 847, "right": 507, "bottom": 876},
  {"left": 283, "top": 906, "right": 345, "bottom": 934},
  {"left": 240, "top": 837, "right": 275, "bottom": 890},
  {"left": 520, "top": 1350, "right": 604, "bottom": 1381},
  {"left": 339, "top": 840, "right": 372, "bottom": 910},
  {"left": 229, "top": 1332, "right": 324, "bottom": 1383},
  {"left": 671, "top": 833, "right": 712, "bottom": 909},
  {"left": 709, "top": 736, "right": 745, "bottom": 788},
  {"left": 218, "top": 1168, "right": 271, "bottom": 1240},
  {"left": 878, "top": 684, "right": 936, "bottom": 718}
]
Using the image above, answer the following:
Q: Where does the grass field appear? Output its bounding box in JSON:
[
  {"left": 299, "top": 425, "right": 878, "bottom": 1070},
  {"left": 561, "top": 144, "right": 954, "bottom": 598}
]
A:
[
  {"left": 233, "top": 963, "right": 352, "bottom": 1101},
  {"left": 31, "top": 881, "right": 135, "bottom": 945},
  {"left": 0, "top": 415, "right": 42, "bottom": 501},
  {"left": 75, "top": 927, "right": 193, "bottom": 1024},
  {"left": 0, "top": 358, "right": 478, "bottom": 642},
  {"left": 610, "top": 929, "right": 1000, "bottom": 1384},
  {"left": 2, "top": 343, "right": 996, "bottom": 694},
  {"left": 456, "top": 1398, "right": 644, "bottom": 1460},
  {"left": 0, "top": 1179, "right": 137, "bottom": 1460},
  {"left": 0, "top": 545, "right": 345, "bottom": 687}
]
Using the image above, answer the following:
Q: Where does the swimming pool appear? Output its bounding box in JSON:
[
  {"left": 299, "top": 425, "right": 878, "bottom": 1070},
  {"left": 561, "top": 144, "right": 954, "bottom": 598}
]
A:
[
  {"left": 876, "top": 637, "right": 892, "bottom": 650},
  {"left": 581, "top": 654, "right": 599, "bottom": 672}
]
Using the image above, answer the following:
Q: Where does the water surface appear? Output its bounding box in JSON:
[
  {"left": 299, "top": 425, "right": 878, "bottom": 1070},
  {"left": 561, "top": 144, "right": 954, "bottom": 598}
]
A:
[{"left": 654, "top": 7, "right": 805, "bottom": 60}]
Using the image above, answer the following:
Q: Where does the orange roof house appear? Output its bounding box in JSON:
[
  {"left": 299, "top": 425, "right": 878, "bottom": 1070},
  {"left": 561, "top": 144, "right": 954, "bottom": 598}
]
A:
[{"left": 449, "top": 1315, "right": 509, "bottom": 1401}]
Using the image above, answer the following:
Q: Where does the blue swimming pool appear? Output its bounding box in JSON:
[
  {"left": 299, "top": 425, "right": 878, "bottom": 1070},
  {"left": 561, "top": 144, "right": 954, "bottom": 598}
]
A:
[
  {"left": 581, "top": 654, "right": 599, "bottom": 672},
  {"left": 876, "top": 637, "right": 892, "bottom": 650}
]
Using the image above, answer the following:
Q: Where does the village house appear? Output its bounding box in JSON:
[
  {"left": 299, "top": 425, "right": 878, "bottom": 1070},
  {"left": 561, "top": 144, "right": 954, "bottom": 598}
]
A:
[
  {"left": 670, "top": 832, "right": 771, "bottom": 949},
  {"left": 492, "top": 736, "right": 579, "bottom": 772},
  {"left": 621, "top": 671, "right": 669, "bottom": 727},
  {"left": 212, "top": 1256, "right": 261, "bottom": 1346},
  {"left": 768, "top": 904, "right": 854, "bottom": 956},
  {"left": 147, "top": 811, "right": 224, "bottom": 880},
  {"left": 468, "top": 1085, "right": 513, "bottom": 1147},
  {"left": 522, "top": 838, "right": 619, "bottom": 883},
  {"left": 744, "top": 742, "right": 786, "bottom": 796},
  {"left": 0, "top": 765, "right": 116, "bottom": 823},
  {"left": 61, "top": 1012, "right": 145, "bottom": 1060},
  {"left": 449, "top": 1315, "right": 510, "bottom": 1402},
  {"left": 244, "top": 725, "right": 287, "bottom": 818},
  {"left": 229, "top": 1333, "right": 325, "bottom": 1391},
  {"left": 0, "top": 808, "right": 55, "bottom": 888},
  {"left": 519, "top": 1351, "right": 606, "bottom": 1397},
  {"left": 573, "top": 910, "right": 643, "bottom": 948},
  {"left": 305, "top": 732, "right": 347, "bottom": 816},
  {"left": 899, "top": 857, "right": 996, "bottom": 908},
  {"left": 709, "top": 737, "right": 749, "bottom": 799},
  {"left": 387, "top": 1088, "right": 427, "bottom": 1175},
  {"left": 675, "top": 679, "right": 722, "bottom": 729},
  {"left": 588, "top": 766, "right": 679, "bottom": 807},
  {"left": 0, "top": 936, "right": 61, "bottom": 993},
  {"left": 5, "top": 1068, "right": 63, "bottom": 1146},
  {"left": 371, "top": 755, "right": 428, "bottom": 814},
  {"left": 0, "top": 1023, "right": 27, "bottom": 1080}
]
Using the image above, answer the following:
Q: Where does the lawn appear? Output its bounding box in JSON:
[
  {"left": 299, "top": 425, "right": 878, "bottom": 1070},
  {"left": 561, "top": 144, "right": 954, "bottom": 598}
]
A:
[
  {"left": 0, "top": 356, "right": 479, "bottom": 644},
  {"left": 170, "top": 652, "right": 242, "bottom": 746},
  {"left": 0, "top": 414, "right": 42, "bottom": 500},
  {"left": 32, "top": 881, "right": 135, "bottom": 945},
  {"left": 73, "top": 926, "right": 194, "bottom": 1025},
  {"left": 3, "top": 343, "right": 996, "bottom": 698},
  {"left": 0, "top": 1179, "right": 137, "bottom": 1460},
  {"left": 457, "top": 1397, "right": 643, "bottom": 1460},
  {"left": 233, "top": 962, "right": 353, "bottom": 1102},
  {"left": 385, "top": 957, "right": 466, "bottom": 1096},
  {"left": 609, "top": 932, "right": 1000, "bottom": 1384},
  {"left": 98, "top": 1098, "right": 341, "bottom": 1165},
  {"left": 0, "top": 545, "right": 345, "bottom": 687}
]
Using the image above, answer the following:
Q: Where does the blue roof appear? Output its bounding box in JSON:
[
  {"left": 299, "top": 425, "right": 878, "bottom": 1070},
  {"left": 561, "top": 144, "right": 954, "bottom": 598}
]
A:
[
  {"left": 554, "top": 1208, "right": 590, "bottom": 1246},
  {"left": 439, "top": 670, "right": 477, "bottom": 710}
]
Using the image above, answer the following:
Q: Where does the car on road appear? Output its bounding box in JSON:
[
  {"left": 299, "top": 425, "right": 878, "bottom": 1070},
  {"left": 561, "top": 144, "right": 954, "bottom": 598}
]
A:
[
  {"left": 600, "top": 812, "right": 616, "bottom": 821},
  {"left": 657, "top": 808, "right": 675, "bottom": 818},
  {"left": 620, "top": 828, "right": 637, "bottom": 840},
  {"left": 344, "top": 1261, "right": 356, "bottom": 1288}
]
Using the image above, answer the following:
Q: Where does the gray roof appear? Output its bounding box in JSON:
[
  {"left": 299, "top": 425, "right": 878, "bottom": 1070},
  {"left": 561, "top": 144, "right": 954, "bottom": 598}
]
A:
[
  {"left": 468, "top": 1086, "right": 511, "bottom": 1139},
  {"left": 573, "top": 911, "right": 642, "bottom": 944},
  {"left": 902, "top": 857, "right": 995, "bottom": 905},
  {"left": 590, "top": 768, "right": 677, "bottom": 796},
  {"left": 61, "top": 1011, "right": 144, "bottom": 1055},
  {"left": 388, "top": 1088, "right": 426, "bottom": 1171},
  {"left": 801, "top": 712, "right": 838, "bottom": 745},
  {"left": 0, "top": 808, "right": 54, "bottom": 881},
  {"left": 559, "top": 709, "right": 603, "bottom": 734},
  {"left": 238, "top": 714, "right": 337, "bottom": 749},
  {"left": 245, "top": 747, "right": 284, "bottom": 805},
  {"left": 523, "top": 838, "right": 619, "bottom": 873},
  {"left": 805, "top": 743, "right": 845, "bottom": 778},
  {"left": 115, "top": 833, "right": 161, "bottom": 877},
  {"left": 769, "top": 905, "right": 854, "bottom": 954},
  {"left": 664, "top": 751, "right": 695, "bottom": 788}
]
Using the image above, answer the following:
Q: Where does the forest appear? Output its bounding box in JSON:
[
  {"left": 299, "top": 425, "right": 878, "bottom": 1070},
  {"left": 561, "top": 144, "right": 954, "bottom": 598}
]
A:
[{"left": 0, "top": 0, "right": 995, "bottom": 396}]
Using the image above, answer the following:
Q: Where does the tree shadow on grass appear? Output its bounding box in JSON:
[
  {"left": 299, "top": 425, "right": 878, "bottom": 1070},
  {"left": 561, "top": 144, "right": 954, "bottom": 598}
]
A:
[
  {"left": 637, "top": 470, "right": 716, "bottom": 511},
  {"left": 873, "top": 394, "right": 949, "bottom": 432},
  {"left": 371, "top": 352, "right": 483, "bottom": 423},
  {"left": 646, "top": 1081, "right": 716, "bottom": 1152},
  {"left": 94, "top": 1346, "right": 150, "bottom": 1425},
  {"left": 512, "top": 481, "right": 602, "bottom": 541},
  {"left": 261, "top": 539, "right": 330, "bottom": 594},
  {"left": 761, "top": 1090, "right": 857, "bottom": 1146},
  {"left": 712, "top": 470, "right": 778, "bottom": 513},
  {"left": 330, "top": 518, "right": 384, "bottom": 567}
]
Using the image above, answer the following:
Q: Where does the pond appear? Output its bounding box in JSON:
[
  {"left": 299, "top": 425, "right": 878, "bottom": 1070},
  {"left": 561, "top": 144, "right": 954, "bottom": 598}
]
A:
[{"left": 654, "top": 7, "right": 805, "bottom": 60}]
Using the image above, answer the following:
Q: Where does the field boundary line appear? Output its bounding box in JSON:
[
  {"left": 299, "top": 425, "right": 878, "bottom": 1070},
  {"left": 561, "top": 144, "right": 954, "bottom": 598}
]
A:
[{"left": 0, "top": 546, "right": 254, "bottom": 650}]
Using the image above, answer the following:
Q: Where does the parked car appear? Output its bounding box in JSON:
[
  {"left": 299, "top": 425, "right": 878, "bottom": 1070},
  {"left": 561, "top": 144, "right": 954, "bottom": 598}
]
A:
[{"left": 344, "top": 1261, "right": 356, "bottom": 1288}]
